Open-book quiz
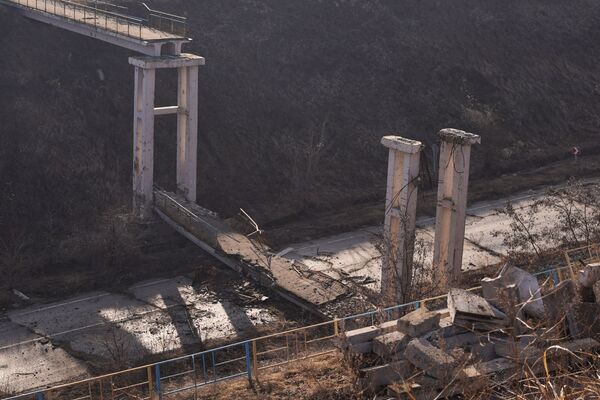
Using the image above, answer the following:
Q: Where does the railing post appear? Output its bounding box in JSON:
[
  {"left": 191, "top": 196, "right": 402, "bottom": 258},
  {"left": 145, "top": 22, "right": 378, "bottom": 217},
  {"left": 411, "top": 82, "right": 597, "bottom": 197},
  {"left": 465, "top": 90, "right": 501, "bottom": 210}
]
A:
[
  {"left": 552, "top": 270, "right": 560, "bottom": 287},
  {"left": 244, "top": 342, "right": 253, "bottom": 383},
  {"left": 333, "top": 318, "right": 339, "bottom": 336},
  {"left": 147, "top": 366, "right": 154, "bottom": 399},
  {"left": 154, "top": 364, "right": 162, "bottom": 400},
  {"left": 251, "top": 339, "right": 259, "bottom": 382}
]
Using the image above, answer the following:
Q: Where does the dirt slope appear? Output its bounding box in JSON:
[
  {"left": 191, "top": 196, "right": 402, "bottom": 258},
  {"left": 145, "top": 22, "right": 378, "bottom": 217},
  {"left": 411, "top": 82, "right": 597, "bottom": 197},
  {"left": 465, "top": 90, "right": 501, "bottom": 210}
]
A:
[{"left": 1, "top": 0, "right": 600, "bottom": 259}]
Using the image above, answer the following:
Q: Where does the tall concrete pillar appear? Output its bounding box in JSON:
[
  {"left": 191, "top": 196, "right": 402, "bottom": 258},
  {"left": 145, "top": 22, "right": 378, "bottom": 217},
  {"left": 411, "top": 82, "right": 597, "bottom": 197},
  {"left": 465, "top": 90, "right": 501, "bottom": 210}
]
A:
[
  {"left": 380, "top": 136, "right": 424, "bottom": 305},
  {"left": 432, "top": 128, "right": 481, "bottom": 289},
  {"left": 176, "top": 65, "right": 199, "bottom": 202},
  {"left": 132, "top": 65, "right": 156, "bottom": 220},
  {"left": 129, "top": 54, "right": 204, "bottom": 219}
]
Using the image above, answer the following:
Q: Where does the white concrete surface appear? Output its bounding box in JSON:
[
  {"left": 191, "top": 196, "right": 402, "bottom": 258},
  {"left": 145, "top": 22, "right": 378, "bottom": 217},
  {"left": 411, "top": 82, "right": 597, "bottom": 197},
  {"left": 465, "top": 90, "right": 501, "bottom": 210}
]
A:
[
  {"left": 0, "top": 320, "right": 88, "bottom": 394},
  {"left": 282, "top": 186, "right": 573, "bottom": 292},
  {"left": 0, "top": 276, "right": 277, "bottom": 394}
]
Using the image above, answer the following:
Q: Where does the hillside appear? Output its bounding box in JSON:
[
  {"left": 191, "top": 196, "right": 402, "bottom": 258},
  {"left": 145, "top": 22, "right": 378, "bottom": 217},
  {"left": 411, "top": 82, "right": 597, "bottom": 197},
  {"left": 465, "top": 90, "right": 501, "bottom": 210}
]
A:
[{"left": 1, "top": 0, "right": 600, "bottom": 267}]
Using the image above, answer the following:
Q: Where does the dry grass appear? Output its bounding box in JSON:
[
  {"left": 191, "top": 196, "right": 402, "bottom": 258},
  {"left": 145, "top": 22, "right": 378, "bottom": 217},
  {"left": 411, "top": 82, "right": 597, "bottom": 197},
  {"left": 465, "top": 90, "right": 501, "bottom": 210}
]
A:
[
  {"left": 194, "top": 353, "right": 358, "bottom": 400},
  {"left": 183, "top": 348, "right": 599, "bottom": 400},
  {"left": 467, "top": 356, "right": 600, "bottom": 400}
]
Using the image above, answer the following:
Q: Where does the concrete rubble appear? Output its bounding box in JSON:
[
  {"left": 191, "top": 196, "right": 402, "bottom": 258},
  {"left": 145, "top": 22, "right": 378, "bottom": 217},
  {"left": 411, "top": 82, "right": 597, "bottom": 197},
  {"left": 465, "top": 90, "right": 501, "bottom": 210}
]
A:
[{"left": 339, "top": 263, "right": 600, "bottom": 399}]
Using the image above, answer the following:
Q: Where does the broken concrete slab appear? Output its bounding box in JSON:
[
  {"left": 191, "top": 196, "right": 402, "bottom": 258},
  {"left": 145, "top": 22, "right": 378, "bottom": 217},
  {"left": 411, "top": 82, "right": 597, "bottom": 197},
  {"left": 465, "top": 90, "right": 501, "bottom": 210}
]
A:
[
  {"left": 156, "top": 191, "right": 372, "bottom": 319},
  {"left": 360, "top": 360, "right": 414, "bottom": 392},
  {"left": 482, "top": 280, "right": 518, "bottom": 312},
  {"left": 437, "top": 315, "right": 468, "bottom": 338},
  {"left": 448, "top": 288, "right": 508, "bottom": 331},
  {"left": 344, "top": 325, "right": 381, "bottom": 345},
  {"left": 379, "top": 319, "right": 401, "bottom": 334},
  {"left": 557, "top": 337, "right": 600, "bottom": 352},
  {"left": 405, "top": 338, "right": 458, "bottom": 381},
  {"left": 397, "top": 308, "right": 440, "bottom": 337},
  {"left": 462, "top": 357, "right": 518, "bottom": 378},
  {"left": 373, "top": 331, "right": 410, "bottom": 358},
  {"left": 543, "top": 280, "right": 579, "bottom": 338},
  {"left": 348, "top": 341, "right": 373, "bottom": 355},
  {"left": 577, "top": 262, "right": 600, "bottom": 288},
  {"left": 441, "top": 332, "right": 479, "bottom": 349},
  {"left": 482, "top": 265, "right": 544, "bottom": 319},
  {"left": 493, "top": 337, "right": 540, "bottom": 363},
  {"left": 470, "top": 340, "right": 497, "bottom": 362},
  {"left": 568, "top": 303, "right": 600, "bottom": 340},
  {"left": 543, "top": 338, "right": 600, "bottom": 369}
]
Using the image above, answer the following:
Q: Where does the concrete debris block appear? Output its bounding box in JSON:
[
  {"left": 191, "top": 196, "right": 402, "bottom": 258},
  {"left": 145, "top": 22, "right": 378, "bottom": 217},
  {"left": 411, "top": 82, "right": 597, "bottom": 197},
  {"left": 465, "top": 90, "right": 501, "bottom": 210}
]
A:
[
  {"left": 388, "top": 374, "right": 484, "bottom": 400},
  {"left": 470, "top": 341, "right": 497, "bottom": 362},
  {"left": 482, "top": 265, "right": 544, "bottom": 319},
  {"left": 373, "top": 331, "right": 410, "bottom": 358},
  {"left": 397, "top": 307, "right": 441, "bottom": 337},
  {"left": 482, "top": 282, "right": 525, "bottom": 332},
  {"left": 543, "top": 280, "right": 579, "bottom": 337},
  {"left": 448, "top": 288, "right": 508, "bottom": 331},
  {"left": 379, "top": 319, "right": 401, "bottom": 334},
  {"left": 387, "top": 382, "right": 426, "bottom": 400},
  {"left": 594, "top": 280, "right": 600, "bottom": 304},
  {"left": 578, "top": 284, "right": 597, "bottom": 303},
  {"left": 462, "top": 357, "right": 518, "bottom": 378},
  {"left": 543, "top": 338, "right": 600, "bottom": 368},
  {"left": 437, "top": 315, "right": 468, "bottom": 338},
  {"left": 568, "top": 303, "right": 600, "bottom": 340},
  {"left": 348, "top": 341, "right": 373, "bottom": 355},
  {"left": 405, "top": 338, "right": 458, "bottom": 381},
  {"left": 441, "top": 332, "right": 478, "bottom": 349},
  {"left": 481, "top": 275, "right": 508, "bottom": 306},
  {"left": 493, "top": 337, "right": 540, "bottom": 362},
  {"left": 344, "top": 325, "right": 381, "bottom": 345},
  {"left": 577, "top": 263, "right": 600, "bottom": 288},
  {"left": 360, "top": 359, "right": 414, "bottom": 392},
  {"left": 433, "top": 308, "right": 451, "bottom": 319},
  {"left": 559, "top": 337, "right": 600, "bottom": 352}
]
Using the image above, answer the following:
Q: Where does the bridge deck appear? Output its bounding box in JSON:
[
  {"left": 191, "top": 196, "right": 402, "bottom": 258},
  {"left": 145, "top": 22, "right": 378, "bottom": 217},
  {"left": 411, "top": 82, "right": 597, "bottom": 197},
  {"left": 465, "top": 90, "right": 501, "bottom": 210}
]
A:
[
  {"left": 5, "top": 0, "right": 187, "bottom": 42},
  {"left": 154, "top": 190, "right": 372, "bottom": 318}
]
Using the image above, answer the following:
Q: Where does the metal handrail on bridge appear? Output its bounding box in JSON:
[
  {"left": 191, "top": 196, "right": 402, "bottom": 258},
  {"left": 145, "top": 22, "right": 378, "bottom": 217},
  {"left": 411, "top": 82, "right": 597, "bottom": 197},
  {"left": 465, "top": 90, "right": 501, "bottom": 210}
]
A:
[
  {"left": 4, "top": 248, "right": 594, "bottom": 400},
  {"left": 141, "top": 2, "right": 186, "bottom": 37},
  {"left": 7, "top": 0, "right": 186, "bottom": 39}
]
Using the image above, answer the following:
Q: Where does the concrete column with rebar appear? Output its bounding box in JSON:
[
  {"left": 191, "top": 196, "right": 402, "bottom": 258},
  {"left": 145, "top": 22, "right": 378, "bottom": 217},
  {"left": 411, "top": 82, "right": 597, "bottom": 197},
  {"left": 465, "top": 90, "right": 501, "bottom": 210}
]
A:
[
  {"left": 176, "top": 64, "right": 199, "bottom": 202},
  {"left": 432, "top": 128, "right": 481, "bottom": 289},
  {"left": 132, "top": 65, "right": 156, "bottom": 219},
  {"left": 129, "top": 54, "right": 204, "bottom": 219},
  {"left": 381, "top": 136, "right": 424, "bottom": 305}
]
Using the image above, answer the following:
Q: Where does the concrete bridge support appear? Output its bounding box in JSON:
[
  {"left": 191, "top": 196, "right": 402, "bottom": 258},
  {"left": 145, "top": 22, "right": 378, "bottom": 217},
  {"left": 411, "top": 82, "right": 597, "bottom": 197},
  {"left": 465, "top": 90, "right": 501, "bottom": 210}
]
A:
[
  {"left": 176, "top": 65, "right": 199, "bottom": 202},
  {"left": 432, "top": 129, "right": 481, "bottom": 290},
  {"left": 132, "top": 64, "right": 156, "bottom": 219},
  {"left": 380, "top": 136, "right": 424, "bottom": 305},
  {"left": 129, "top": 54, "right": 205, "bottom": 219}
]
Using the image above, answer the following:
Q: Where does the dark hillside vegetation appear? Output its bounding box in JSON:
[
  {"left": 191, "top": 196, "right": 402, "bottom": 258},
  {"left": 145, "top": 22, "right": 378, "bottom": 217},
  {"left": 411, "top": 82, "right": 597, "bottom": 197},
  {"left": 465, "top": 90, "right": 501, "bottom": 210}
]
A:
[{"left": 1, "top": 0, "right": 600, "bottom": 286}]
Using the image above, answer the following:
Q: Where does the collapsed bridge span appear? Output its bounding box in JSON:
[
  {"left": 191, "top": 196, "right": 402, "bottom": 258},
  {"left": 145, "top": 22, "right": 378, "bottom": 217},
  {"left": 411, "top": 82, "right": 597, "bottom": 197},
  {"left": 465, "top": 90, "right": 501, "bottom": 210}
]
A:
[{"left": 154, "top": 189, "right": 373, "bottom": 318}]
